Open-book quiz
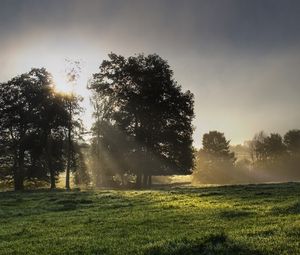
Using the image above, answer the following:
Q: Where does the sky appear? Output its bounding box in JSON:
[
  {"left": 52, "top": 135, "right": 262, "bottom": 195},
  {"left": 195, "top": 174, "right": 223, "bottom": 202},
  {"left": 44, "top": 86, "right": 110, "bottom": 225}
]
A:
[{"left": 1, "top": 0, "right": 300, "bottom": 148}]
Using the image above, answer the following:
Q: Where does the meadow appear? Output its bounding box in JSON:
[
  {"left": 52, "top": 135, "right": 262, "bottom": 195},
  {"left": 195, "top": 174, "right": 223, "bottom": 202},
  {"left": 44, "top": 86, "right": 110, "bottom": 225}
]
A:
[{"left": 0, "top": 182, "right": 300, "bottom": 255}]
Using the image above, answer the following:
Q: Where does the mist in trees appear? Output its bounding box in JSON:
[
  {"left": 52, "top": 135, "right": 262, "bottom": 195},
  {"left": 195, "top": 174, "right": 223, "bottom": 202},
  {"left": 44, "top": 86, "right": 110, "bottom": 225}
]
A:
[
  {"left": 248, "top": 130, "right": 300, "bottom": 182},
  {"left": 0, "top": 68, "right": 89, "bottom": 190},
  {"left": 88, "top": 53, "right": 195, "bottom": 188},
  {"left": 1, "top": 54, "right": 300, "bottom": 191},
  {"left": 192, "top": 131, "right": 238, "bottom": 184},
  {"left": 193, "top": 129, "right": 300, "bottom": 185}
]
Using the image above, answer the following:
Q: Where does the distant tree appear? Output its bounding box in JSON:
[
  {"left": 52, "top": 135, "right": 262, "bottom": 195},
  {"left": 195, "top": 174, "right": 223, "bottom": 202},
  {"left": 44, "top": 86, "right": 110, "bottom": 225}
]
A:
[
  {"left": 202, "top": 131, "right": 235, "bottom": 162},
  {"left": 250, "top": 132, "right": 286, "bottom": 162},
  {"left": 73, "top": 143, "right": 90, "bottom": 187},
  {"left": 249, "top": 131, "right": 268, "bottom": 163},
  {"left": 264, "top": 133, "right": 286, "bottom": 161},
  {"left": 249, "top": 131, "right": 292, "bottom": 182},
  {"left": 193, "top": 131, "right": 235, "bottom": 184},
  {"left": 89, "top": 53, "right": 194, "bottom": 188},
  {"left": 284, "top": 130, "right": 300, "bottom": 155}
]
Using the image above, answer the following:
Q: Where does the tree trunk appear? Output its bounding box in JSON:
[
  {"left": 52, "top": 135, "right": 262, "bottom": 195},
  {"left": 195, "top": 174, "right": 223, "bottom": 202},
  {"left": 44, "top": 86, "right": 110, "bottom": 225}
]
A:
[
  {"left": 50, "top": 170, "right": 56, "bottom": 189},
  {"left": 143, "top": 174, "right": 148, "bottom": 188},
  {"left": 14, "top": 148, "right": 25, "bottom": 191},
  {"left": 45, "top": 135, "right": 56, "bottom": 189},
  {"left": 148, "top": 175, "right": 152, "bottom": 188},
  {"left": 136, "top": 172, "right": 142, "bottom": 189},
  {"left": 66, "top": 120, "right": 72, "bottom": 190}
]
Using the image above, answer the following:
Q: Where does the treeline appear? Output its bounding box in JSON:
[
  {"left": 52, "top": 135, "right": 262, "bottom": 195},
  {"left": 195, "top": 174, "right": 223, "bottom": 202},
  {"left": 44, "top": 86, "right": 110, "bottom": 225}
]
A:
[
  {"left": 1, "top": 53, "right": 298, "bottom": 190},
  {"left": 0, "top": 68, "right": 90, "bottom": 191},
  {"left": 0, "top": 53, "right": 195, "bottom": 190},
  {"left": 192, "top": 130, "right": 300, "bottom": 184}
]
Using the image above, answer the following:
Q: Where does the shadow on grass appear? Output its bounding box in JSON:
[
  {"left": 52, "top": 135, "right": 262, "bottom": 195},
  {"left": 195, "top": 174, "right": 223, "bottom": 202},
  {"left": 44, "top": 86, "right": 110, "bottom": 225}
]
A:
[
  {"left": 272, "top": 201, "right": 300, "bottom": 215},
  {"left": 144, "top": 233, "right": 267, "bottom": 255},
  {"left": 0, "top": 190, "right": 95, "bottom": 217},
  {"left": 219, "top": 210, "right": 254, "bottom": 219}
]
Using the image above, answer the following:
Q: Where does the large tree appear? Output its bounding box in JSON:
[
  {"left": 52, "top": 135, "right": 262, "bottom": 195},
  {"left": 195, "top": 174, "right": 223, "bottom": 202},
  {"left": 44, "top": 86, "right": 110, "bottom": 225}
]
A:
[
  {"left": 89, "top": 53, "right": 194, "bottom": 188},
  {"left": 0, "top": 69, "right": 53, "bottom": 190},
  {"left": 0, "top": 68, "right": 71, "bottom": 190}
]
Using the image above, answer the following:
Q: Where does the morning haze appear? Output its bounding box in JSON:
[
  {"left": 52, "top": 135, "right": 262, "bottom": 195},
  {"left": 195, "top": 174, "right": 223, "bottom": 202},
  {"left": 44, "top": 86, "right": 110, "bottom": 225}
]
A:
[
  {"left": 1, "top": 2, "right": 300, "bottom": 254},
  {"left": 1, "top": 0, "right": 300, "bottom": 146}
]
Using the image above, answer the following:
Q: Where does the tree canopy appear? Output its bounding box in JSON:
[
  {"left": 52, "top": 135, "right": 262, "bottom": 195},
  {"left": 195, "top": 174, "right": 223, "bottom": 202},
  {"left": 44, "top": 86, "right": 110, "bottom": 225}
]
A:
[
  {"left": 0, "top": 68, "right": 87, "bottom": 190},
  {"left": 89, "top": 53, "right": 195, "bottom": 187}
]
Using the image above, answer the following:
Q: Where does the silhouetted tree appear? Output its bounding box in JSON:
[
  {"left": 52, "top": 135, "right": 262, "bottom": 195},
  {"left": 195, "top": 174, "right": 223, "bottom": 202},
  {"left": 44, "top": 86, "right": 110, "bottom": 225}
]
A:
[
  {"left": 264, "top": 133, "right": 286, "bottom": 161},
  {"left": 0, "top": 68, "right": 56, "bottom": 190},
  {"left": 63, "top": 94, "right": 83, "bottom": 190},
  {"left": 89, "top": 53, "right": 194, "bottom": 188},
  {"left": 73, "top": 143, "right": 90, "bottom": 187},
  {"left": 193, "top": 131, "right": 236, "bottom": 184},
  {"left": 202, "top": 131, "right": 235, "bottom": 161},
  {"left": 249, "top": 131, "right": 268, "bottom": 163},
  {"left": 284, "top": 130, "right": 300, "bottom": 155},
  {"left": 0, "top": 68, "right": 84, "bottom": 190}
]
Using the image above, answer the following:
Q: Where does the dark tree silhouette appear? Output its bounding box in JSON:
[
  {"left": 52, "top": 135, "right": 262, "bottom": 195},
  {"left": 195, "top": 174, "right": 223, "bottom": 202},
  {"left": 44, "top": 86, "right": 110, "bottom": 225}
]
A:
[
  {"left": 0, "top": 68, "right": 85, "bottom": 190},
  {"left": 284, "top": 129, "right": 300, "bottom": 155},
  {"left": 89, "top": 53, "right": 194, "bottom": 188},
  {"left": 193, "top": 131, "right": 236, "bottom": 184},
  {"left": 250, "top": 132, "right": 286, "bottom": 162},
  {"left": 0, "top": 68, "right": 57, "bottom": 190},
  {"left": 264, "top": 133, "right": 286, "bottom": 161},
  {"left": 249, "top": 131, "right": 268, "bottom": 163},
  {"left": 202, "top": 131, "right": 235, "bottom": 161},
  {"left": 63, "top": 94, "right": 83, "bottom": 190},
  {"left": 73, "top": 143, "right": 90, "bottom": 187}
]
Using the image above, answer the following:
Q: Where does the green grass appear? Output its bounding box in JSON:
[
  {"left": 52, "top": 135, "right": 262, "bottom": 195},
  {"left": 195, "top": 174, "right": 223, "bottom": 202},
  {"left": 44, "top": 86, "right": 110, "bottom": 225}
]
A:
[{"left": 0, "top": 183, "right": 300, "bottom": 255}]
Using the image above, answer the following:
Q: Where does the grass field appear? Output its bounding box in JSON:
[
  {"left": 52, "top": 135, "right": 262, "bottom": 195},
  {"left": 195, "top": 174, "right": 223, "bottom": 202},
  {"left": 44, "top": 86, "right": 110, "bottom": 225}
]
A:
[{"left": 0, "top": 183, "right": 300, "bottom": 255}]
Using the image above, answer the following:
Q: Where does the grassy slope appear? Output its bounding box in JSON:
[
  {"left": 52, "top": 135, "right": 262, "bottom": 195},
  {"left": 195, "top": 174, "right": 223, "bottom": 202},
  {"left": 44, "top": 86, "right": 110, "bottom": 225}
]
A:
[{"left": 0, "top": 183, "right": 300, "bottom": 255}]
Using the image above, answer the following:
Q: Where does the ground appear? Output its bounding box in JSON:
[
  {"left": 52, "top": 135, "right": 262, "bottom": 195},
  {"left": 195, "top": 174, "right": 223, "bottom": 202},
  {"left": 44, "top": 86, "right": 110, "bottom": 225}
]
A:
[{"left": 0, "top": 183, "right": 300, "bottom": 255}]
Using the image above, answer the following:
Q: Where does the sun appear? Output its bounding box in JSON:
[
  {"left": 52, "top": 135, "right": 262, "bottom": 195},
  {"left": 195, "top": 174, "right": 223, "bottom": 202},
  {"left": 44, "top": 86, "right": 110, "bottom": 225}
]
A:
[
  {"left": 51, "top": 58, "right": 82, "bottom": 94},
  {"left": 52, "top": 69, "right": 74, "bottom": 94}
]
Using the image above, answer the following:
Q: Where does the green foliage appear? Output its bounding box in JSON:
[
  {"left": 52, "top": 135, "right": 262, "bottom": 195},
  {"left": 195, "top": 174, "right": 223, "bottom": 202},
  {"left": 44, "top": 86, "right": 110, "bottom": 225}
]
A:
[
  {"left": 202, "top": 131, "right": 235, "bottom": 161},
  {"left": 194, "top": 129, "right": 300, "bottom": 185},
  {"left": 89, "top": 53, "right": 195, "bottom": 187},
  {"left": 248, "top": 130, "right": 300, "bottom": 182},
  {"left": 0, "top": 183, "right": 300, "bottom": 254},
  {"left": 0, "top": 68, "right": 67, "bottom": 190},
  {"left": 0, "top": 68, "right": 85, "bottom": 190},
  {"left": 73, "top": 144, "right": 91, "bottom": 187},
  {"left": 284, "top": 130, "right": 300, "bottom": 154},
  {"left": 193, "top": 131, "right": 237, "bottom": 184}
]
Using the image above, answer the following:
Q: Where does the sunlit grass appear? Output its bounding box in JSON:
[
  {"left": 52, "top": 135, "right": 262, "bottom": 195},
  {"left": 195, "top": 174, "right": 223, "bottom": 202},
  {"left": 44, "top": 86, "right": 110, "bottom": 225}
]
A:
[{"left": 0, "top": 183, "right": 300, "bottom": 254}]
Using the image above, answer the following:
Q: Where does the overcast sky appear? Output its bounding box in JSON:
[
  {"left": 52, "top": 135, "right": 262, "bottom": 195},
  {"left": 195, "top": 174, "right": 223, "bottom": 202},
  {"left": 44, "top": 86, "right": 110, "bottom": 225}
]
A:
[{"left": 1, "top": 0, "right": 300, "bottom": 147}]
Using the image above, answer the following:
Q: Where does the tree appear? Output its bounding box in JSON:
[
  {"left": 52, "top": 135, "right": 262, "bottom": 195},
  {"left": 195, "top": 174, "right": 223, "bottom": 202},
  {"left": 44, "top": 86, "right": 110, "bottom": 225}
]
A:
[
  {"left": 0, "top": 68, "right": 72, "bottom": 190},
  {"left": 63, "top": 94, "right": 83, "bottom": 190},
  {"left": 284, "top": 130, "right": 300, "bottom": 155},
  {"left": 193, "top": 131, "right": 237, "bottom": 184},
  {"left": 264, "top": 133, "right": 286, "bottom": 161},
  {"left": 283, "top": 130, "right": 300, "bottom": 180},
  {"left": 202, "top": 131, "right": 235, "bottom": 162},
  {"left": 0, "top": 69, "right": 55, "bottom": 190},
  {"left": 89, "top": 53, "right": 194, "bottom": 188},
  {"left": 249, "top": 131, "right": 268, "bottom": 163},
  {"left": 73, "top": 143, "right": 91, "bottom": 187},
  {"left": 248, "top": 131, "right": 291, "bottom": 182}
]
